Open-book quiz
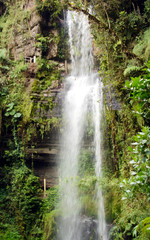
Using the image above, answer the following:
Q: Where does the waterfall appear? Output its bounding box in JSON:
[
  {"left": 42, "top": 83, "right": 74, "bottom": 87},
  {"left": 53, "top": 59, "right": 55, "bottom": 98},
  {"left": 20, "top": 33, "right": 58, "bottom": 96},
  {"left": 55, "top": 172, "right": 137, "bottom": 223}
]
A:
[
  {"left": 58, "top": 10, "right": 108, "bottom": 240},
  {"left": 92, "top": 79, "right": 108, "bottom": 240}
]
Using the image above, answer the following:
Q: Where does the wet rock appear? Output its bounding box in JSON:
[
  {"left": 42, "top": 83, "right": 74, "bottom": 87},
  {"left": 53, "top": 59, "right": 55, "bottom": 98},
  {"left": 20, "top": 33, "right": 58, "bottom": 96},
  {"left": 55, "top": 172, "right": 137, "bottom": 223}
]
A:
[
  {"left": 81, "top": 217, "right": 99, "bottom": 240},
  {"left": 25, "top": 63, "right": 37, "bottom": 77},
  {"left": 27, "top": 129, "right": 60, "bottom": 188},
  {"left": 57, "top": 216, "right": 109, "bottom": 240},
  {"left": 103, "top": 85, "right": 122, "bottom": 111},
  {"left": 47, "top": 42, "right": 58, "bottom": 59},
  {"left": 23, "top": 0, "right": 36, "bottom": 10},
  {"left": 27, "top": 85, "right": 64, "bottom": 187},
  {"left": 47, "top": 30, "right": 59, "bottom": 59},
  {"left": 30, "top": 12, "right": 41, "bottom": 28}
]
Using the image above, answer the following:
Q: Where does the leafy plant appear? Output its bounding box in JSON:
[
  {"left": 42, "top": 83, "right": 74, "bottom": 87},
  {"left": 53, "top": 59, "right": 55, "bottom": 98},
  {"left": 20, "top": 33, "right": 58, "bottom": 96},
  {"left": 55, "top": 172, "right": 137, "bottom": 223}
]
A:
[
  {"left": 36, "top": 0, "right": 63, "bottom": 23},
  {"left": 78, "top": 175, "right": 97, "bottom": 217},
  {"left": 9, "top": 164, "right": 42, "bottom": 237},
  {"left": 2, "top": 227, "right": 24, "bottom": 240},
  {"left": 5, "top": 102, "right": 22, "bottom": 121},
  {"left": 121, "top": 126, "right": 150, "bottom": 199},
  {"left": 123, "top": 65, "right": 142, "bottom": 77},
  {"left": 125, "top": 61, "right": 150, "bottom": 125},
  {"left": 133, "top": 28, "right": 150, "bottom": 60},
  {"left": 42, "top": 186, "right": 59, "bottom": 212},
  {"left": 35, "top": 33, "right": 59, "bottom": 56},
  {"left": 0, "top": 164, "right": 43, "bottom": 240},
  {"left": 9, "top": 61, "right": 28, "bottom": 79},
  {"left": 42, "top": 209, "right": 59, "bottom": 240},
  {"left": 35, "top": 35, "right": 49, "bottom": 54},
  {"left": 133, "top": 217, "right": 150, "bottom": 239},
  {"left": 78, "top": 150, "right": 95, "bottom": 176}
]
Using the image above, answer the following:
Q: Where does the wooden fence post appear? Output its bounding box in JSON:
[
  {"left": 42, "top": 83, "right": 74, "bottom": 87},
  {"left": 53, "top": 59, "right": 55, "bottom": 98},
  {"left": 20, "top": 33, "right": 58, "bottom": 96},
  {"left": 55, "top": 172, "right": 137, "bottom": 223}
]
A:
[{"left": 44, "top": 178, "right": 46, "bottom": 197}]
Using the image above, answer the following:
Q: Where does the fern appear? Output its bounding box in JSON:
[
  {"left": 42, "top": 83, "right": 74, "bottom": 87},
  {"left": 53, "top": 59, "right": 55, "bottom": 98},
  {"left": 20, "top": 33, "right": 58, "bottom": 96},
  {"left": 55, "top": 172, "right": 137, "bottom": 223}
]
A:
[
  {"left": 133, "top": 28, "right": 150, "bottom": 60},
  {"left": 124, "top": 65, "right": 141, "bottom": 76}
]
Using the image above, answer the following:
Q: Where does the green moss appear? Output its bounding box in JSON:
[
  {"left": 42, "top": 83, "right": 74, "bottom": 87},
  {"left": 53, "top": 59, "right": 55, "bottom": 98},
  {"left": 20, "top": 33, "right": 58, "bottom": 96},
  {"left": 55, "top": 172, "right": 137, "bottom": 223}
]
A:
[
  {"left": 102, "top": 178, "right": 121, "bottom": 223},
  {"left": 21, "top": 94, "right": 33, "bottom": 124},
  {"left": 42, "top": 209, "right": 60, "bottom": 240},
  {"left": 80, "top": 195, "right": 97, "bottom": 217},
  {"left": 23, "top": 123, "right": 37, "bottom": 144},
  {"left": 78, "top": 175, "right": 98, "bottom": 217}
]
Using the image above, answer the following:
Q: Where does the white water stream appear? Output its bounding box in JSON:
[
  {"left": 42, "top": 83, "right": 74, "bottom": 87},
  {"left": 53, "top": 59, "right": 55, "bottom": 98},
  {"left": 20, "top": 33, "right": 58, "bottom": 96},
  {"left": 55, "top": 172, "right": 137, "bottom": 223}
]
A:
[{"left": 58, "top": 10, "right": 108, "bottom": 240}]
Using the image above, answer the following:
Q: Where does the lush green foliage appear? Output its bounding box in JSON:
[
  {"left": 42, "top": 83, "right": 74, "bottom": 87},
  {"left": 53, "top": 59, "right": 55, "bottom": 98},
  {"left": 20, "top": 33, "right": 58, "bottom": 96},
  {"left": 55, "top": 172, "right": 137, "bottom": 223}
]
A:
[
  {"left": 36, "top": 0, "right": 63, "bottom": 23},
  {"left": 35, "top": 34, "right": 60, "bottom": 56},
  {"left": 42, "top": 209, "right": 59, "bottom": 240},
  {"left": 41, "top": 187, "right": 60, "bottom": 240},
  {"left": 108, "top": 63, "right": 150, "bottom": 239},
  {"left": 42, "top": 186, "right": 59, "bottom": 212},
  {"left": 109, "top": 195, "right": 149, "bottom": 240},
  {"left": 0, "top": 1, "right": 63, "bottom": 239},
  {"left": 125, "top": 61, "right": 150, "bottom": 125},
  {"left": 134, "top": 217, "right": 150, "bottom": 239},
  {"left": 78, "top": 175, "right": 97, "bottom": 217},
  {"left": 78, "top": 150, "right": 95, "bottom": 176},
  {"left": 0, "top": 164, "right": 43, "bottom": 240},
  {"left": 121, "top": 126, "right": 150, "bottom": 200},
  {"left": 0, "top": 0, "right": 150, "bottom": 240},
  {"left": 133, "top": 28, "right": 150, "bottom": 60}
]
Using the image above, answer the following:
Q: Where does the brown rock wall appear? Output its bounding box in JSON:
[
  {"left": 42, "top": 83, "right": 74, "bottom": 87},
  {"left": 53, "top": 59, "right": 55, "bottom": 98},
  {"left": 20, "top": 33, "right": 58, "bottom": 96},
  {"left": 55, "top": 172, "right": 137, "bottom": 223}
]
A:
[
  {"left": 11, "top": 7, "right": 59, "bottom": 60},
  {"left": 22, "top": 0, "right": 36, "bottom": 10},
  {"left": 10, "top": 0, "right": 66, "bottom": 187},
  {"left": 12, "top": 9, "right": 41, "bottom": 60}
]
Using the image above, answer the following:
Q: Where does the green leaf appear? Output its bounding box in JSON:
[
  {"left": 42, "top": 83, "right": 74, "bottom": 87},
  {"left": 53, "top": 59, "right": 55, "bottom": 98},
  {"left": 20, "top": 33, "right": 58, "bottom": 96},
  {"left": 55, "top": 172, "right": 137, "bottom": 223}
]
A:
[
  {"left": 14, "top": 113, "right": 22, "bottom": 118},
  {"left": 132, "top": 225, "right": 138, "bottom": 237},
  {"left": 7, "top": 102, "right": 15, "bottom": 111},
  {"left": 125, "top": 80, "right": 130, "bottom": 88},
  {"left": 141, "top": 217, "right": 150, "bottom": 225},
  {"left": 5, "top": 112, "right": 10, "bottom": 117},
  {"left": 10, "top": 110, "right": 16, "bottom": 116},
  {"left": 128, "top": 146, "right": 133, "bottom": 151}
]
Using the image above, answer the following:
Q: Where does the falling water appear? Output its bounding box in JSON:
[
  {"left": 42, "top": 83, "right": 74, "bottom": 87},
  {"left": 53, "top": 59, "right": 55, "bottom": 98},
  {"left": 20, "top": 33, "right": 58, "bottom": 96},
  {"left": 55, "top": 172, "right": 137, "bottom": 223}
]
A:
[
  {"left": 58, "top": 10, "right": 108, "bottom": 240},
  {"left": 92, "top": 79, "right": 108, "bottom": 240}
]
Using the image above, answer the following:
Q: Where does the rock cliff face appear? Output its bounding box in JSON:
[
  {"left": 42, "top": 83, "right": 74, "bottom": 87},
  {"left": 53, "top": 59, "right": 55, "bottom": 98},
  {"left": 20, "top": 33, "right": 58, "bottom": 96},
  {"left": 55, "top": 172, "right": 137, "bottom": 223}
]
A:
[
  {"left": 28, "top": 129, "right": 60, "bottom": 187},
  {"left": 3, "top": 0, "right": 66, "bottom": 187},
  {"left": 1, "top": 0, "right": 109, "bottom": 189},
  {"left": 10, "top": 2, "right": 39, "bottom": 60},
  {"left": 11, "top": 11, "right": 41, "bottom": 60},
  {"left": 28, "top": 86, "right": 64, "bottom": 188},
  {"left": 6, "top": 0, "right": 59, "bottom": 62}
]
